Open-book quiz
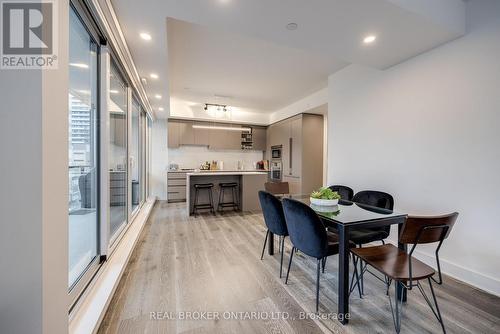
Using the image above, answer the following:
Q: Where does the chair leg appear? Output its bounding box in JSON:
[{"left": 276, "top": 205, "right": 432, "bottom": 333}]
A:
[
  {"left": 208, "top": 188, "right": 214, "bottom": 214},
  {"left": 417, "top": 278, "right": 446, "bottom": 333},
  {"left": 316, "top": 259, "right": 321, "bottom": 313},
  {"left": 279, "top": 236, "right": 285, "bottom": 278},
  {"left": 388, "top": 280, "right": 404, "bottom": 334},
  {"left": 358, "top": 244, "right": 365, "bottom": 295},
  {"left": 285, "top": 247, "right": 295, "bottom": 284},
  {"left": 349, "top": 254, "right": 363, "bottom": 298},
  {"left": 260, "top": 230, "right": 269, "bottom": 260}
]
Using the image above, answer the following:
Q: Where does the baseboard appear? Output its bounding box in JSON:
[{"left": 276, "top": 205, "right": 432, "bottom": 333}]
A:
[
  {"left": 385, "top": 237, "right": 500, "bottom": 297},
  {"left": 413, "top": 249, "right": 500, "bottom": 297}
]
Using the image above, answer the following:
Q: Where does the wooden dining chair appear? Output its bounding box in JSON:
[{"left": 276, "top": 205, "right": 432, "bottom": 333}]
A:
[
  {"left": 264, "top": 182, "right": 290, "bottom": 196},
  {"left": 258, "top": 191, "right": 289, "bottom": 278},
  {"left": 351, "top": 212, "right": 459, "bottom": 333},
  {"left": 282, "top": 198, "right": 357, "bottom": 313}
]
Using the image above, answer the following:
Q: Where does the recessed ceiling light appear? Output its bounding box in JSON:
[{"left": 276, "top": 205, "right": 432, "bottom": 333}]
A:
[
  {"left": 155, "top": 94, "right": 162, "bottom": 99},
  {"left": 286, "top": 22, "right": 298, "bottom": 31},
  {"left": 158, "top": 107, "right": 164, "bottom": 111},
  {"left": 363, "top": 35, "right": 377, "bottom": 44},
  {"left": 140, "top": 32, "right": 152, "bottom": 41},
  {"left": 70, "top": 63, "right": 89, "bottom": 69},
  {"left": 150, "top": 73, "right": 159, "bottom": 79},
  {"left": 110, "top": 89, "right": 119, "bottom": 94}
]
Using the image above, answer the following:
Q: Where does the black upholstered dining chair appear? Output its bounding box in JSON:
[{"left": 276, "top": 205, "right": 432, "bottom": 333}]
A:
[
  {"left": 350, "top": 190, "right": 394, "bottom": 294},
  {"left": 328, "top": 185, "right": 354, "bottom": 201},
  {"left": 282, "top": 198, "right": 357, "bottom": 313},
  {"left": 351, "top": 212, "right": 458, "bottom": 333},
  {"left": 258, "top": 191, "right": 289, "bottom": 278}
]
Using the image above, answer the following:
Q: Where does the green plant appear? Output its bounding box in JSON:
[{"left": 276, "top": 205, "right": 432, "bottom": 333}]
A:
[{"left": 310, "top": 187, "right": 341, "bottom": 200}]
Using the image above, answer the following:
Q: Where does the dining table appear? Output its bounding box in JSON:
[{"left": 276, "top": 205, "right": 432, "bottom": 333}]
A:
[{"left": 269, "top": 195, "right": 408, "bottom": 325}]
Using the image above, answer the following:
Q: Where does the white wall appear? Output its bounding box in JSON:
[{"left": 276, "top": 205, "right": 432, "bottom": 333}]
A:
[
  {"left": 0, "top": 1, "right": 69, "bottom": 333},
  {"left": 327, "top": 0, "right": 500, "bottom": 295},
  {"left": 169, "top": 146, "right": 264, "bottom": 170},
  {"left": 151, "top": 119, "right": 169, "bottom": 200},
  {"left": 269, "top": 87, "right": 328, "bottom": 123}
]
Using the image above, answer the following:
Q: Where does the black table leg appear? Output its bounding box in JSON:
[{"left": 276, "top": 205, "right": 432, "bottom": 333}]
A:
[
  {"left": 268, "top": 231, "right": 274, "bottom": 255},
  {"left": 338, "top": 224, "right": 350, "bottom": 324},
  {"left": 397, "top": 222, "right": 408, "bottom": 302}
]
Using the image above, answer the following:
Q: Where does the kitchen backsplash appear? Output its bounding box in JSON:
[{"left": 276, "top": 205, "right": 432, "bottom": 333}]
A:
[{"left": 168, "top": 146, "right": 264, "bottom": 170}]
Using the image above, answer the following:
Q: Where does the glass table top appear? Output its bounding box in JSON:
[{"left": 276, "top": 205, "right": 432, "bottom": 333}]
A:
[{"left": 286, "top": 195, "right": 407, "bottom": 225}]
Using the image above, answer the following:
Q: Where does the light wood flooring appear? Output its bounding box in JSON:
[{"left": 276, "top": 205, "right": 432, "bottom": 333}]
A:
[{"left": 98, "top": 202, "right": 500, "bottom": 334}]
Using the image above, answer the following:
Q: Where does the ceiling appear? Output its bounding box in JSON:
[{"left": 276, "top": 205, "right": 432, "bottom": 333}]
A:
[
  {"left": 111, "top": 0, "right": 465, "bottom": 118},
  {"left": 167, "top": 18, "right": 346, "bottom": 112}
]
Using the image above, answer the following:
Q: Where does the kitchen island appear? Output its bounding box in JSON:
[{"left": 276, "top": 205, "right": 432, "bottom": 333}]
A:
[{"left": 186, "top": 171, "right": 268, "bottom": 215}]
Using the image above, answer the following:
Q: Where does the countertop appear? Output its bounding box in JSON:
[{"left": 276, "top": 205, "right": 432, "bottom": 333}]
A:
[{"left": 187, "top": 170, "right": 268, "bottom": 176}]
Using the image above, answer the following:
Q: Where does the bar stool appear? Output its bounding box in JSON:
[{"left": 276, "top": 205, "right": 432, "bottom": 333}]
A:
[
  {"left": 192, "top": 183, "right": 215, "bottom": 215},
  {"left": 217, "top": 182, "right": 239, "bottom": 213}
]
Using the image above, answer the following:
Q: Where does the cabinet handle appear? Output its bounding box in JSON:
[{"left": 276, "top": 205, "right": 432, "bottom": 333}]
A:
[{"left": 289, "top": 137, "right": 293, "bottom": 175}]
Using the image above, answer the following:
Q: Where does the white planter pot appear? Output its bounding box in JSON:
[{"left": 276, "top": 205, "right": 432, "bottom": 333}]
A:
[{"left": 310, "top": 197, "right": 339, "bottom": 206}]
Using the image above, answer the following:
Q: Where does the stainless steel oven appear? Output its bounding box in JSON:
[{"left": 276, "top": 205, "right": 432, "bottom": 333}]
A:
[
  {"left": 270, "top": 160, "right": 282, "bottom": 181},
  {"left": 271, "top": 145, "right": 282, "bottom": 159}
]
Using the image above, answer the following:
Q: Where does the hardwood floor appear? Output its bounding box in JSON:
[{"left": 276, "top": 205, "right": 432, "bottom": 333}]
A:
[{"left": 98, "top": 202, "right": 500, "bottom": 334}]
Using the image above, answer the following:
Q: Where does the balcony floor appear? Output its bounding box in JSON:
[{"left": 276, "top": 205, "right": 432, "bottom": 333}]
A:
[{"left": 98, "top": 202, "right": 500, "bottom": 334}]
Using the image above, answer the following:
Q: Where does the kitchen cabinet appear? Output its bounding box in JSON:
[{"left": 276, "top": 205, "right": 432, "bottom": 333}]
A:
[
  {"left": 289, "top": 116, "right": 302, "bottom": 177},
  {"left": 252, "top": 127, "right": 266, "bottom": 151},
  {"left": 209, "top": 123, "right": 240, "bottom": 150},
  {"left": 266, "top": 113, "right": 324, "bottom": 195},
  {"left": 194, "top": 121, "right": 210, "bottom": 146},
  {"left": 179, "top": 120, "right": 195, "bottom": 145},
  {"left": 168, "top": 120, "right": 180, "bottom": 148},
  {"left": 167, "top": 119, "right": 267, "bottom": 151}
]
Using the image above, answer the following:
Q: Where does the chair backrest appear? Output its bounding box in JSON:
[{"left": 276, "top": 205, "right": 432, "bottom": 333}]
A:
[
  {"left": 353, "top": 190, "right": 394, "bottom": 210},
  {"left": 282, "top": 198, "right": 328, "bottom": 259},
  {"left": 265, "top": 182, "right": 290, "bottom": 196},
  {"left": 400, "top": 213, "right": 458, "bottom": 245},
  {"left": 258, "top": 191, "right": 288, "bottom": 236},
  {"left": 328, "top": 185, "right": 354, "bottom": 201}
]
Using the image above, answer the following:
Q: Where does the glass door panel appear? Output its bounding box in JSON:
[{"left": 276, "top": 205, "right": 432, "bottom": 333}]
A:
[
  {"left": 131, "top": 98, "right": 141, "bottom": 213},
  {"left": 68, "top": 8, "right": 99, "bottom": 288},
  {"left": 109, "top": 62, "right": 128, "bottom": 240}
]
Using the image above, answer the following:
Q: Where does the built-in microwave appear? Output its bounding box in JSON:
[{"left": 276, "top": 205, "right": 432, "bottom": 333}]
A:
[{"left": 271, "top": 145, "right": 282, "bottom": 159}]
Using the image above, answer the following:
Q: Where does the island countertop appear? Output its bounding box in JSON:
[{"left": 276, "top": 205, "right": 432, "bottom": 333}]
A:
[{"left": 187, "top": 170, "right": 268, "bottom": 176}]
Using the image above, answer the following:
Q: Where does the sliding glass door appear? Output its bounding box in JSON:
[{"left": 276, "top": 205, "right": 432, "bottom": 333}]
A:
[
  {"left": 68, "top": 6, "right": 99, "bottom": 290},
  {"left": 109, "top": 62, "right": 128, "bottom": 241},
  {"left": 131, "top": 98, "right": 141, "bottom": 213}
]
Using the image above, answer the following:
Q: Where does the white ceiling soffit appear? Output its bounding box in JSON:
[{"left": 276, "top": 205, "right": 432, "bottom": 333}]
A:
[
  {"left": 167, "top": 18, "right": 346, "bottom": 112},
  {"left": 111, "top": 0, "right": 466, "bottom": 116}
]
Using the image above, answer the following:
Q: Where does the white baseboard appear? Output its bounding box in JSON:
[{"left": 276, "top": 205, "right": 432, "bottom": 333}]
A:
[
  {"left": 413, "top": 249, "right": 500, "bottom": 297},
  {"left": 385, "top": 237, "right": 500, "bottom": 297}
]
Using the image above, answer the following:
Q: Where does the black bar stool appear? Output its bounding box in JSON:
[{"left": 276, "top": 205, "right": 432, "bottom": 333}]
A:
[
  {"left": 217, "top": 182, "right": 239, "bottom": 213},
  {"left": 192, "top": 183, "right": 215, "bottom": 215}
]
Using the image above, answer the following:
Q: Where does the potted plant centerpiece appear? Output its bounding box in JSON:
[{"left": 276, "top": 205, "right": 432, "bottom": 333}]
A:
[{"left": 310, "top": 187, "right": 341, "bottom": 206}]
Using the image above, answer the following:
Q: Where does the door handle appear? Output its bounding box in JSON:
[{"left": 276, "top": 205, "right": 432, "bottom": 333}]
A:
[{"left": 289, "top": 137, "right": 292, "bottom": 175}]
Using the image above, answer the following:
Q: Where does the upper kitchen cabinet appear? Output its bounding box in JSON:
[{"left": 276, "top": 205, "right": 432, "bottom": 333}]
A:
[
  {"left": 209, "top": 123, "right": 241, "bottom": 150},
  {"left": 168, "top": 119, "right": 267, "bottom": 151},
  {"left": 179, "top": 120, "right": 195, "bottom": 145},
  {"left": 252, "top": 127, "right": 266, "bottom": 151},
  {"left": 168, "top": 120, "right": 180, "bottom": 148},
  {"left": 193, "top": 121, "right": 210, "bottom": 146}
]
